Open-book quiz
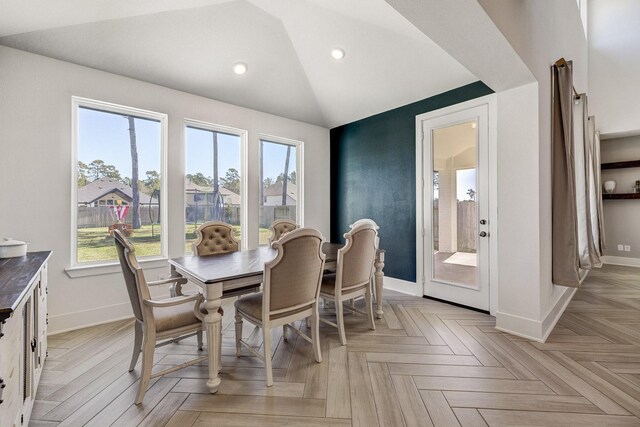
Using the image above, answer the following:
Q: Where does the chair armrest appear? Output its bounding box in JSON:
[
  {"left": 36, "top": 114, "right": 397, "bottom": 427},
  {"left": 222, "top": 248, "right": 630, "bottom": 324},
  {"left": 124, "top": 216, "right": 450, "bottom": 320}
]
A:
[
  {"left": 143, "top": 293, "right": 203, "bottom": 308},
  {"left": 147, "top": 277, "right": 188, "bottom": 287}
]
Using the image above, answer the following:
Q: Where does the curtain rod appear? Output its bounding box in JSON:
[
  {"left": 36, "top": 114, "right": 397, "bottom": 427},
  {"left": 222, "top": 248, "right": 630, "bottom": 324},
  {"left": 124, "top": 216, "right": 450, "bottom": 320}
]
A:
[{"left": 554, "top": 57, "right": 581, "bottom": 99}]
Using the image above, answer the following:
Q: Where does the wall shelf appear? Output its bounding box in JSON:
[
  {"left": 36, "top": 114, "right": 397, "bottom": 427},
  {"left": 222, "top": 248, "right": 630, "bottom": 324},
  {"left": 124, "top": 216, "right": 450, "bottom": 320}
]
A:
[
  {"left": 601, "top": 160, "right": 640, "bottom": 170},
  {"left": 603, "top": 193, "right": 640, "bottom": 200}
]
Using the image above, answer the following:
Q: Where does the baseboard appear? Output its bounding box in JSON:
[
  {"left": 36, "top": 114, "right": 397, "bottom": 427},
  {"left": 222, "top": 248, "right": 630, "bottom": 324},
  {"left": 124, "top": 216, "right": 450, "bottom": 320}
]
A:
[
  {"left": 602, "top": 255, "right": 640, "bottom": 268},
  {"left": 48, "top": 302, "right": 134, "bottom": 335},
  {"left": 496, "top": 286, "right": 577, "bottom": 343},
  {"left": 540, "top": 286, "right": 577, "bottom": 341},
  {"left": 383, "top": 276, "right": 421, "bottom": 296},
  {"left": 495, "top": 311, "right": 544, "bottom": 342}
]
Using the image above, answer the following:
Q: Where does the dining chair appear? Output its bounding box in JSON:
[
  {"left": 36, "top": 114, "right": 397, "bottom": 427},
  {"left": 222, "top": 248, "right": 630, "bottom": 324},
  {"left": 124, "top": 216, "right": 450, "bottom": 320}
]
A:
[
  {"left": 192, "top": 221, "right": 240, "bottom": 255},
  {"left": 114, "top": 229, "right": 206, "bottom": 405},
  {"left": 268, "top": 219, "right": 299, "bottom": 245},
  {"left": 234, "top": 228, "right": 326, "bottom": 386},
  {"left": 319, "top": 219, "right": 378, "bottom": 345}
]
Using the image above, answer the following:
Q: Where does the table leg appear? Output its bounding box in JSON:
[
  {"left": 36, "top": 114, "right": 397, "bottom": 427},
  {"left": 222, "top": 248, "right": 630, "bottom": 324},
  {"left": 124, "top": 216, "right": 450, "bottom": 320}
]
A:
[
  {"left": 374, "top": 251, "right": 385, "bottom": 319},
  {"left": 203, "top": 285, "right": 223, "bottom": 393},
  {"left": 169, "top": 265, "right": 183, "bottom": 297}
]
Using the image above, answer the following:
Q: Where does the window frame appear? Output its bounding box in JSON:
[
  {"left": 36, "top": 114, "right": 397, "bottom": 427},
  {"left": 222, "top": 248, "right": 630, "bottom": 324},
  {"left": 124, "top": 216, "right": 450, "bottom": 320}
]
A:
[
  {"left": 69, "top": 96, "right": 169, "bottom": 270},
  {"left": 183, "top": 119, "right": 248, "bottom": 251},
  {"left": 258, "top": 134, "right": 304, "bottom": 231}
]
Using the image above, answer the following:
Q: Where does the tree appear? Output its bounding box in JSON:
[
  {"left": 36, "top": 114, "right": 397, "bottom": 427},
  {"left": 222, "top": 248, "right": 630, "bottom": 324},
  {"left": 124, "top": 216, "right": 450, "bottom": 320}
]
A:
[
  {"left": 288, "top": 170, "right": 296, "bottom": 184},
  {"left": 467, "top": 188, "right": 476, "bottom": 201},
  {"left": 87, "top": 159, "right": 121, "bottom": 181},
  {"left": 221, "top": 168, "right": 240, "bottom": 194},
  {"left": 263, "top": 177, "right": 274, "bottom": 188},
  {"left": 78, "top": 161, "right": 89, "bottom": 187},
  {"left": 282, "top": 145, "right": 291, "bottom": 206},
  {"left": 186, "top": 173, "right": 213, "bottom": 187},
  {"left": 144, "top": 170, "right": 160, "bottom": 193},
  {"left": 126, "top": 116, "right": 141, "bottom": 229}
]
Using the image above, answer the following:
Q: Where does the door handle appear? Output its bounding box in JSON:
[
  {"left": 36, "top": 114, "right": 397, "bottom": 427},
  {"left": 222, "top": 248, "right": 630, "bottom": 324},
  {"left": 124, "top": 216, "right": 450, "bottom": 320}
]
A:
[
  {"left": 479, "top": 219, "right": 487, "bottom": 225},
  {"left": 479, "top": 231, "right": 488, "bottom": 237}
]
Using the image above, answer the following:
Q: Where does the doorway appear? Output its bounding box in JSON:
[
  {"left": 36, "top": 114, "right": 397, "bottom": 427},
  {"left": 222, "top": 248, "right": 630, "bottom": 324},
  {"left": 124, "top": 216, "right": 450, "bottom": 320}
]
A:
[{"left": 416, "top": 99, "right": 495, "bottom": 313}]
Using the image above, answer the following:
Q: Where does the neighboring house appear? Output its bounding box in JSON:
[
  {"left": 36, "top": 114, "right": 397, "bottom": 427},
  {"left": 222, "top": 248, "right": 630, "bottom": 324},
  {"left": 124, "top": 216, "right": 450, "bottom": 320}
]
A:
[
  {"left": 77, "top": 178, "right": 158, "bottom": 207},
  {"left": 184, "top": 178, "right": 240, "bottom": 207},
  {"left": 263, "top": 181, "right": 296, "bottom": 206}
]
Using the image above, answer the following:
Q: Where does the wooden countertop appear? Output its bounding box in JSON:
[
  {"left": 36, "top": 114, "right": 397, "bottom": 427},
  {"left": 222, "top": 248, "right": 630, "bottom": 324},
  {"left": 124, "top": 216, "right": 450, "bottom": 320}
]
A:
[{"left": 0, "top": 251, "right": 51, "bottom": 323}]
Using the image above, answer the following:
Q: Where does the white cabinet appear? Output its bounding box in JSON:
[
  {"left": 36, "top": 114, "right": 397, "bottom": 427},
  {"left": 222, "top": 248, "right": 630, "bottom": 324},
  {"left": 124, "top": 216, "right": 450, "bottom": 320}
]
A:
[{"left": 0, "top": 252, "right": 50, "bottom": 426}]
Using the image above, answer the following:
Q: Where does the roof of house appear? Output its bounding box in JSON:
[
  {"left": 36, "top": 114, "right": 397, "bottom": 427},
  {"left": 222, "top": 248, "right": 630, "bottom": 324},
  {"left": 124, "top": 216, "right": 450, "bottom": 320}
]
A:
[
  {"left": 77, "top": 178, "right": 157, "bottom": 204},
  {"left": 185, "top": 179, "right": 241, "bottom": 205},
  {"left": 264, "top": 181, "right": 297, "bottom": 200}
]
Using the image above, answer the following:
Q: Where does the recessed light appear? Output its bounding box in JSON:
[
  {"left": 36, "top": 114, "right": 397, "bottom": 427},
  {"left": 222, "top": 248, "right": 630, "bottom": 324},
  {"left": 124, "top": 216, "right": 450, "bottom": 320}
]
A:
[
  {"left": 331, "top": 48, "right": 345, "bottom": 60},
  {"left": 233, "top": 62, "right": 247, "bottom": 75},
  {"left": 471, "top": 122, "right": 477, "bottom": 129}
]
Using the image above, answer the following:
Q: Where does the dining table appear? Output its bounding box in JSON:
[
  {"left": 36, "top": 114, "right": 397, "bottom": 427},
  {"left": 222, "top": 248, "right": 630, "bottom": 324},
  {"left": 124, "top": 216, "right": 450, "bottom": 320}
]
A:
[{"left": 168, "top": 242, "right": 385, "bottom": 393}]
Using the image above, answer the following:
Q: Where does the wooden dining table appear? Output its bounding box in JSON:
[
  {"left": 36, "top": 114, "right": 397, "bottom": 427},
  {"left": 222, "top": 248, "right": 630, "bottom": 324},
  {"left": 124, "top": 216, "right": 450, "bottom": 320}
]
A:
[{"left": 168, "top": 242, "right": 385, "bottom": 393}]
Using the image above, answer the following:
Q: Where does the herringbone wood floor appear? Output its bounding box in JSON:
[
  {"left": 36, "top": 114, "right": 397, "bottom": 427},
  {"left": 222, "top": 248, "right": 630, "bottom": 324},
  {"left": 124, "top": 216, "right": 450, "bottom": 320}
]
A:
[{"left": 31, "top": 264, "right": 640, "bottom": 426}]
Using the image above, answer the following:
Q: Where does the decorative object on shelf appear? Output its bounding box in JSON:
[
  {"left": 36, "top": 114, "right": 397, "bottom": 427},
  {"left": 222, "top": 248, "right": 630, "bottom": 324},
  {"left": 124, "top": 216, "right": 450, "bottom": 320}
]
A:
[
  {"left": 634, "top": 180, "right": 640, "bottom": 194},
  {"left": 603, "top": 180, "right": 616, "bottom": 194}
]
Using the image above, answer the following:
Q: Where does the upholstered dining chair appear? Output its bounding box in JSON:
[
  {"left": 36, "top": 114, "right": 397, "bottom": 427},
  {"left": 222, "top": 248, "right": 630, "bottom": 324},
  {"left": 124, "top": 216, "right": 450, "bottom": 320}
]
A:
[
  {"left": 268, "top": 219, "right": 299, "bottom": 245},
  {"left": 192, "top": 221, "right": 240, "bottom": 255},
  {"left": 114, "top": 229, "right": 206, "bottom": 405},
  {"left": 234, "top": 228, "right": 326, "bottom": 386},
  {"left": 319, "top": 219, "right": 378, "bottom": 345}
]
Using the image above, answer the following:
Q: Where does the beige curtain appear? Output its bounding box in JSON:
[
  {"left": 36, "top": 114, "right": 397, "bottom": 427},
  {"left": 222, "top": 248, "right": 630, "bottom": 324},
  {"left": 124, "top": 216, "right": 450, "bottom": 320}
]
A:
[
  {"left": 590, "top": 120, "right": 606, "bottom": 255},
  {"left": 586, "top": 114, "right": 604, "bottom": 263},
  {"left": 552, "top": 60, "right": 581, "bottom": 287},
  {"left": 574, "top": 94, "right": 602, "bottom": 269}
]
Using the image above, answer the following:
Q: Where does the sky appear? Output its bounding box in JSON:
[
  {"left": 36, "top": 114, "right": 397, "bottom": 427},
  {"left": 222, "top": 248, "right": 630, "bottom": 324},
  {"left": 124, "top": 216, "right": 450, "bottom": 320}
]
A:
[{"left": 78, "top": 107, "right": 297, "bottom": 186}]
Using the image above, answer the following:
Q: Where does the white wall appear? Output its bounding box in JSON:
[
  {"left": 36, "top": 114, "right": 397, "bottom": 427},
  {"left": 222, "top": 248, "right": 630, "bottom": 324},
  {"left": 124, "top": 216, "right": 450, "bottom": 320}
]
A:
[
  {"left": 385, "top": 0, "right": 587, "bottom": 340},
  {"left": 477, "top": 0, "right": 588, "bottom": 340},
  {"left": 588, "top": 0, "right": 640, "bottom": 135},
  {"left": 0, "top": 45, "right": 330, "bottom": 333}
]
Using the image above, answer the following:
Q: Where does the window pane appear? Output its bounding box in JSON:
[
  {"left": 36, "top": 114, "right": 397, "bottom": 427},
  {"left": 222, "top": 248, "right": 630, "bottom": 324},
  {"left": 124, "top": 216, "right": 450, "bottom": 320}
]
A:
[
  {"left": 259, "top": 140, "right": 297, "bottom": 245},
  {"left": 185, "top": 126, "right": 241, "bottom": 253},
  {"left": 76, "top": 106, "right": 162, "bottom": 264}
]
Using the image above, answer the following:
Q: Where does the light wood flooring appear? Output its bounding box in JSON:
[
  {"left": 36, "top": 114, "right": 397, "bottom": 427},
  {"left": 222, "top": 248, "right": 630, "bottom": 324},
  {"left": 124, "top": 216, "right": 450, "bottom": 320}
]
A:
[{"left": 31, "top": 264, "right": 640, "bottom": 426}]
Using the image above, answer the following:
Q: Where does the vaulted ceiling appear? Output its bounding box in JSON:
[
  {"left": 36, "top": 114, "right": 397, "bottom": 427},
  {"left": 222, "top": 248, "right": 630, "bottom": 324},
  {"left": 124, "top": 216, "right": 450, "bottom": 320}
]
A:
[{"left": 0, "top": 0, "right": 478, "bottom": 128}]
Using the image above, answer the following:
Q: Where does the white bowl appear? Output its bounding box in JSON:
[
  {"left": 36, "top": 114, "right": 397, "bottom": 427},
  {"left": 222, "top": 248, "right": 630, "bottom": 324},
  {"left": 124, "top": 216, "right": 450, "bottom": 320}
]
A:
[{"left": 0, "top": 238, "right": 28, "bottom": 258}]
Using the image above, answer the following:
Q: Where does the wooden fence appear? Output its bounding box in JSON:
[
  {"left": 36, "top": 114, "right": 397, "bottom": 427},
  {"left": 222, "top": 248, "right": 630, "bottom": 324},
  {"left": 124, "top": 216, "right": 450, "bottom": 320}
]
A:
[
  {"left": 78, "top": 206, "right": 160, "bottom": 228},
  {"left": 432, "top": 200, "right": 477, "bottom": 252}
]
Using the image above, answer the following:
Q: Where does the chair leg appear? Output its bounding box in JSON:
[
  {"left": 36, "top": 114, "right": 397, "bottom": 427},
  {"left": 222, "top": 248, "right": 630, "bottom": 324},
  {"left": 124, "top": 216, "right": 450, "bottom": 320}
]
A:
[
  {"left": 135, "top": 329, "right": 155, "bottom": 405},
  {"left": 196, "top": 330, "right": 203, "bottom": 351},
  {"left": 234, "top": 310, "right": 243, "bottom": 357},
  {"left": 263, "top": 326, "right": 273, "bottom": 387},
  {"left": 336, "top": 296, "right": 347, "bottom": 346},
  {"left": 366, "top": 288, "right": 376, "bottom": 331},
  {"left": 311, "top": 306, "right": 322, "bottom": 363},
  {"left": 129, "top": 321, "right": 143, "bottom": 372}
]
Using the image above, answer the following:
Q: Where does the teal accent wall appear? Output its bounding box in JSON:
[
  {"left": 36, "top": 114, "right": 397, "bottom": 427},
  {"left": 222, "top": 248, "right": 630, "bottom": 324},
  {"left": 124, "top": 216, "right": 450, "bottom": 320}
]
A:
[{"left": 330, "top": 81, "right": 493, "bottom": 282}]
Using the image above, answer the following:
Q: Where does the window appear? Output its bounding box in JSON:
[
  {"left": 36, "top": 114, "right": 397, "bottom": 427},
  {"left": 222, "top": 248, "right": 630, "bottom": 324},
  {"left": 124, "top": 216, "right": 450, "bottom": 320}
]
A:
[
  {"left": 259, "top": 136, "right": 303, "bottom": 245},
  {"left": 185, "top": 121, "right": 246, "bottom": 253},
  {"left": 72, "top": 98, "right": 167, "bottom": 266}
]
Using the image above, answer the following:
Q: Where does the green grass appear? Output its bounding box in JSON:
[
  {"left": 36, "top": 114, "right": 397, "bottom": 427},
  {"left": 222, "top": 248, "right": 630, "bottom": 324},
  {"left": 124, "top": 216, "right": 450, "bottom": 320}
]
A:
[
  {"left": 77, "top": 225, "right": 162, "bottom": 263},
  {"left": 77, "top": 224, "right": 272, "bottom": 263}
]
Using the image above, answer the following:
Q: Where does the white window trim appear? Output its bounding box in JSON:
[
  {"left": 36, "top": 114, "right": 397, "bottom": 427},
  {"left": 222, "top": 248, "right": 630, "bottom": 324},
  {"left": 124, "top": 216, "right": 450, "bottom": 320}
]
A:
[
  {"left": 183, "top": 119, "right": 249, "bottom": 251},
  {"left": 258, "top": 134, "right": 304, "bottom": 228},
  {"left": 68, "top": 96, "right": 169, "bottom": 274}
]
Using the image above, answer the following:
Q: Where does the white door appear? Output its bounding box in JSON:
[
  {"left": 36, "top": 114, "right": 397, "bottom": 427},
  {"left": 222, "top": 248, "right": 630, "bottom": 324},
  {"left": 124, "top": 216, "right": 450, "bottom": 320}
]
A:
[{"left": 420, "top": 104, "right": 490, "bottom": 312}]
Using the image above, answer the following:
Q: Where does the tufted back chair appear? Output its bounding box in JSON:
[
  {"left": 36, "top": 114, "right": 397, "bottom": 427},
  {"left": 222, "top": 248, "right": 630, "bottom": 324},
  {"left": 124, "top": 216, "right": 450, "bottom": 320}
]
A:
[
  {"left": 192, "top": 221, "right": 240, "bottom": 256},
  {"left": 114, "top": 229, "right": 148, "bottom": 323},
  {"left": 268, "top": 219, "right": 300, "bottom": 245}
]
